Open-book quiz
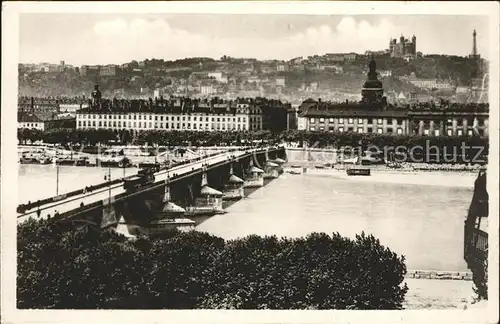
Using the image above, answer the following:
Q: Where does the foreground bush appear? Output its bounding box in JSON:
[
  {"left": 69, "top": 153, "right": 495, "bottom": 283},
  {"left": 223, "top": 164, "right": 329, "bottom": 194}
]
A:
[{"left": 18, "top": 219, "right": 408, "bottom": 309}]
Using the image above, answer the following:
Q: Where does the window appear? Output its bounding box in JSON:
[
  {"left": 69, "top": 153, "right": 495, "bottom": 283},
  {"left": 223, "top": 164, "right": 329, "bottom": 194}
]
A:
[
  {"left": 447, "top": 129, "right": 452, "bottom": 136},
  {"left": 377, "top": 128, "right": 383, "bottom": 134},
  {"left": 387, "top": 118, "right": 393, "bottom": 125},
  {"left": 447, "top": 119, "right": 453, "bottom": 126},
  {"left": 319, "top": 126, "right": 325, "bottom": 131},
  {"left": 377, "top": 119, "right": 383, "bottom": 125},
  {"left": 367, "top": 118, "right": 373, "bottom": 125},
  {"left": 396, "top": 118, "right": 403, "bottom": 125},
  {"left": 423, "top": 129, "right": 429, "bottom": 135},
  {"left": 319, "top": 118, "right": 325, "bottom": 123},
  {"left": 328, "top": 126, "right": 334, "bottom": 131},
  {"left": 434, "top": 130, "right": 440, "bottom": 136},
  {"left": 310, "top": 126, "right": 315, "bottom": 131},
  {"left": 348, "top": 118, "right": 353, "bottom": 124},
  {"left": 457, "top": 129, "right": 463, "bottom": 136},
  {"left": 338, "top": 118, "right": 344, "bottom": 124},
  {"left": 468, "top": 130, "right": 473, "bottom": 136},
  {"left": 367, "top": 127, "right": 373, "bottom": 133},
  {"left": 358, "top": 118, "right": 363, "bottom": 124},
  {"left": 397, "top": 128, "right": 403, "bottom": 135},
  {"left": 338, "top": 127, "right": 344, "bottom": 132},
  {"left": 357, "top": 127, "right": 364, "bottom": 133},
  {"left": 310, "top": 118, "right": 315, "bottom": 123},
  {"left": 329, "top": 118, "right": 334, "bottom": 123}
]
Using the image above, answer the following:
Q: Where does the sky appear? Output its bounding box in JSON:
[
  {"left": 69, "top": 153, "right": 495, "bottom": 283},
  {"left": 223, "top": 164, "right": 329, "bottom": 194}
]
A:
[{"left": 19, "top": 14, "right": 489, "bottom": 66}]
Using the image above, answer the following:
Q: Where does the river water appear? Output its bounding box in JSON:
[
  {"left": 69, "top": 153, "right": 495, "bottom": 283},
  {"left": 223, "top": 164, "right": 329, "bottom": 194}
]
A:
[
  {"left": 198, "top": 170, "right": 476, "bottom": 272},
  {"left": 19, "top": 164, "right": 476, "bottom": 272}
]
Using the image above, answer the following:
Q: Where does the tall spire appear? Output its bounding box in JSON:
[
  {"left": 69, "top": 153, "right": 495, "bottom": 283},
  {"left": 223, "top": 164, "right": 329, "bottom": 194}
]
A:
[{"left": 472, "top": 29, "right": 478, "bottom": 57}]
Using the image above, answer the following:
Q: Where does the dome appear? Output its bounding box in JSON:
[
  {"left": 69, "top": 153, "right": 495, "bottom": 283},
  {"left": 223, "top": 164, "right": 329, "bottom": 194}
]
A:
[
  {"left": 249, "top": 166, "right": 264, "bottom": 173},
  {"left": 162, "top": 202, "right": 186, "bottom": 213},
  {"left": 362, "top": 79, "right": 383, "bottom": 90},
  {"left": 199, "top": 185, "right": 223, "bottom": 197},
  {"left": 228, "top": 174, "right": 244, "bottom": 184}
]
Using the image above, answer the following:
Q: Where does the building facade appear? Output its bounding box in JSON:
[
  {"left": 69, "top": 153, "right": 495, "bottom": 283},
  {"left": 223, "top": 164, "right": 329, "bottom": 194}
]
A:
[
  {"left": 74, "top": 86, "right": 294, "bottom": 133},
  {"left": 76, "top": 111, "right": 250, "bottom": 132},
  {"left": 299, "top": 57, "right": 489, "bottom": 137},
  {"left": 18, "top": 111, "right": 76, "bottom": 131}
]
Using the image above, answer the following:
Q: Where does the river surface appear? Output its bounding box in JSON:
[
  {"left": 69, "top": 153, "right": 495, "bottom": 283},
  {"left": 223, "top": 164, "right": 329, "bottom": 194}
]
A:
[
  {"left": 198, "top": 170, "right": 476, "bottom": 272},
  {"left": 19, "top": 164, "right": 476, "bottom": 272},
  {"left": 18, "top": 164, "right": 140, "bottom": 203}
]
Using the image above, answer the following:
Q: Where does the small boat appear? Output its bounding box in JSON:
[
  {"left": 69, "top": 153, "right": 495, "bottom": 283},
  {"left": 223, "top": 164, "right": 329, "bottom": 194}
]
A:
[
  {"left": 56, "top": 158, "right": 76, "bottom": 166},
  {"left": 288, "top": 170, "right": 302, "bottom": 175},
  {"left": 141, "top": 218, "right": 196, "bottom": 235},
  {"left": 75, "top": 156, "right": 90, "bottom": 166},
  {"left": 346, "top": 167, "right": 371, "bottom": 176},
  {"left": 36, "top": 156, "right": 52, "bottom": 164},
  {"left": 19, "top": 156, "right": 38, "bottom": 164},
  {"left": 346, "top": 147, "right": 371, "bottom": 176},
  {"left": 184, "top": 206, "right": 227, "bottom": 217}
]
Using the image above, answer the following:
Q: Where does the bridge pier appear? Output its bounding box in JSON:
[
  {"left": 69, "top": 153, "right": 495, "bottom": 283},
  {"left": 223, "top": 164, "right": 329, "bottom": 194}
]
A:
[
  {"left": 263, "top": 149, "right": 280, "bottom": 179},
  {"left": 223, "top": 161, "right": 245, "bottom": 200},
  {"left": 185, "top": 169, "right": 225, "bottom": 217},
  {"left": 244, "top": 155, "right": 264, "bottom": 188}
]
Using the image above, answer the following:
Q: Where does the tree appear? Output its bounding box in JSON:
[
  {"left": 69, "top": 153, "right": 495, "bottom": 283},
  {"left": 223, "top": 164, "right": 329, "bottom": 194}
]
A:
[{"left": 18, "top": 220, "right": 409, "bottom": 310}]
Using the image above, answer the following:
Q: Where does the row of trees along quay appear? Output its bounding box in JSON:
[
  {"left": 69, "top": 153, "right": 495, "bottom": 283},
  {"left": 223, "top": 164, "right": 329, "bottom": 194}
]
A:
[
  {"left": 18, "top": 129, "right": 488, "bottom": 163},
  {"left": 18, "top": 218, "right": 408, "bottom": 309}
]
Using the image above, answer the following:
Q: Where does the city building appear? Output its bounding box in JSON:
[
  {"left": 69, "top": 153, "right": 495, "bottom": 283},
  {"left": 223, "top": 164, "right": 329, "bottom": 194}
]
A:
[
  {"left": 299, "top": 57, "right": 489, "bottom": 137},
  {"left": 389, "top": 34, "right": 417, "bottom": 59},
  {"left": 18, "top": 97, "right": 59, "bottom": 113},
  {"left": 75, "top": 86, "right": 293, "bottom": 133},
  {"left": 276, "top": 77, "right": 286, "bottom": 87},
  {"left": 276, "top": 64, "right": 289, "bottom": 72},
  {"left": 80, "top": 65, "right": 100, "bottom": 77},
  {"left": 100, "top": 65, "right": 118, "bottom": 77},
  {"left": 18, "top": 111, "right": 76, "bottom": 131},
  {"left": 401, "top": 73, "right": 452, "bottom": 90}
]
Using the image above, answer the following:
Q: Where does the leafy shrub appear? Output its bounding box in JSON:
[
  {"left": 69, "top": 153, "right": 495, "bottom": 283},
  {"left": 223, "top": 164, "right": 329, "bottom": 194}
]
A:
[{"left": 18, "top": 220, "right": 408, "bottom": 309}]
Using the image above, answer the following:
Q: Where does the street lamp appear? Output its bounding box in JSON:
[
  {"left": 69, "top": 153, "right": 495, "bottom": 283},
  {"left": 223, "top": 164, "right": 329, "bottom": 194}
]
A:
[
  {"left": 104, "top": 167, "right": 112, "bottom": 204},
  {"left": 56, "top": 162, "right": 60, "bottom": 196}
]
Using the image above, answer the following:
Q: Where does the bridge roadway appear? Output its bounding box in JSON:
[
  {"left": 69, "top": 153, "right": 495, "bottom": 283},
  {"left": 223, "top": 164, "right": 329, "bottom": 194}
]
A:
[{"left": 17, "top": 148, "right": 266, "bottom": 224}]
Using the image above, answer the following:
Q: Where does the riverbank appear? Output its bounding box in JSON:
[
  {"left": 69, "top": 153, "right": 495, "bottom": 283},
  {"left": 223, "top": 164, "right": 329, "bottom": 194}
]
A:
[{"left": 404, "top": 278, "right": 484, "bottom": 309}]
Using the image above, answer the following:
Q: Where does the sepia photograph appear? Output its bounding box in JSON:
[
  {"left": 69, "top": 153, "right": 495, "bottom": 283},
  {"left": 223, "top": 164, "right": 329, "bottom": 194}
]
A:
[{"left": 1, "top": 2, "right": 499, "bottom": 324}]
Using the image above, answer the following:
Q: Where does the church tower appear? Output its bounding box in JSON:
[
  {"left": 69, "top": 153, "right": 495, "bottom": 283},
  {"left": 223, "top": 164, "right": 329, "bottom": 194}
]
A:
[
  {"left": 91, "top": 84, "right": 102, "bottom": 108},
  {"left": 361, "top": 55, "right": 384, "bottom": 106}
]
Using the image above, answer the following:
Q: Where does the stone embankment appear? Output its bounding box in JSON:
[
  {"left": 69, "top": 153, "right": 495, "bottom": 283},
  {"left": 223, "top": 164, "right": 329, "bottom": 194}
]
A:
[{"left": 405, "top": 269, "right": 473, "bottom": 281}]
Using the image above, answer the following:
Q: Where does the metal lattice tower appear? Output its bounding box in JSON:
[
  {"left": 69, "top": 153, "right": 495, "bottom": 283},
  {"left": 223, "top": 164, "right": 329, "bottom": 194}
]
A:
[{"left": 472, "top": 30, "right": 478, "bottom": 58}]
